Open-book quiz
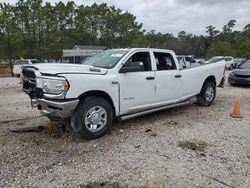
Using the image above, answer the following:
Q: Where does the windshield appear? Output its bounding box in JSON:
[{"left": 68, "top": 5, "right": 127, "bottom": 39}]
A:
[
  {"left": 81, "top": 50, "right": 129, "bottom": 69},
  {"left": 14, "top": 60, "right": 29, "bottom": 65},
  {"left": 240, "top": 61, "right": 250, "bottom": 69},
  {"left": 207, "top": 57, "right": 224, "bottom": 63}
]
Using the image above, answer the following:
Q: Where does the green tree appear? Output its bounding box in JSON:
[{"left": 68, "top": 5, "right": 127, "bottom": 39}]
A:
[
  {"left": 206, "top": 25, "right": 219, "bottom": 39},
  {"left": 235, "top": 39, "right": 250, "bottom": 58},
  {"left": 145, "top": 30, "right": 173, "bottom": 48},
  {"left": 206, "top": 42, "right": 236, "bottom": 58},
  {"left": 222, "top": 20, "right": 236, "bottom": 33},
  {"left": 54, "top": 1, "right": 76, "bottom": 50},
  {"left": 242, "top": 24, "right": 250, "bottom": 39},
  {"left": 0, "top": 3, "right": 23, "bottom": 75}
]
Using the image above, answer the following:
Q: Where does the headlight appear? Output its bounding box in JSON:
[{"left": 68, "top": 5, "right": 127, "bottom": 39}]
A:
[
  {"left": 36, "top": 77, "right": 69, "bottom": 94},
  {"left": 229, "top": 72, "right": 235, "bottom": 77}
]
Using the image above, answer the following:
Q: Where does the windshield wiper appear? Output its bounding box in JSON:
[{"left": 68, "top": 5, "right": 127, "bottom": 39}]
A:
[{"left": 93, "top": 65, "right": 108, "bottom": 69}]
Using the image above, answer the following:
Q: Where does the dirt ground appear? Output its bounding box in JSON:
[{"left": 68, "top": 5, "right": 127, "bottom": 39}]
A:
[
  {"left": 0, "top": 73, "right": 250, "bottom": 188},
  {"left": 0, "top": 64, "right": 11, "bottom": 75}
]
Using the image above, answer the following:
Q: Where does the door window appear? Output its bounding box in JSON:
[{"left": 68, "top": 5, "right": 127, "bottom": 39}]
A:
[
  {"left": 154, "top": 52, "right": 176, "bottom": 70},
  {"left": 124, "top": 52, "right": 152, "bottom": 71}
]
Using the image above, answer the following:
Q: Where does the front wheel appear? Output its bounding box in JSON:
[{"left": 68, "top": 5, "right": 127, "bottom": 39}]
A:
[
  {"left": 197, "top": 81, "right": 216, "bottom": 106},
  {"left": 71, "top": 96, "right": 113, "bottom": 140}
]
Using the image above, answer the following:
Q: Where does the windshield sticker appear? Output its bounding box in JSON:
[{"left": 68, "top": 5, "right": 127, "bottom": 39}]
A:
[{"left": 111, "top": 54, "right": 123, "bottom": 57}]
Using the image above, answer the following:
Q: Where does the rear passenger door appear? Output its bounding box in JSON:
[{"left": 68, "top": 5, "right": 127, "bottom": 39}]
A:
[{"left": 154, "top": 52, "right": 182, "bottom": 104}]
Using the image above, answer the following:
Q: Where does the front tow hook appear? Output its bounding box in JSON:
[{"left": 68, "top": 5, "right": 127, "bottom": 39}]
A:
[{"left": 31, "top": 98, "right": 39, "bottom": 108}]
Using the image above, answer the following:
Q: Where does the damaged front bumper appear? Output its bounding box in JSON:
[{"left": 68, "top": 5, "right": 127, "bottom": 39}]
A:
[
  {"left": 21, "top": 67, "right": 79, "bottom": 120},
  {"left": 33, "top": 98, "right": 79, "bottom": 120}
]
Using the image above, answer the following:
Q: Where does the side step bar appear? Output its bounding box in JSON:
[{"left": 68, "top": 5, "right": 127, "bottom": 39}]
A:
[{"left": 119, "top": 100, "right": 192, "bottom": 121}]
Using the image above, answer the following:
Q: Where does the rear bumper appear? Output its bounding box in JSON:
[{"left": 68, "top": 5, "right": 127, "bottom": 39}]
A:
[{"left": 36, "top": 98, "right": 79, "bottom": 119}]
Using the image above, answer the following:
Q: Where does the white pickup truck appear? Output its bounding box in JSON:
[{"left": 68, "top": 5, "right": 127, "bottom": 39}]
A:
[{"left": 21, "top": 48, "right": 225, "bottom": 139}]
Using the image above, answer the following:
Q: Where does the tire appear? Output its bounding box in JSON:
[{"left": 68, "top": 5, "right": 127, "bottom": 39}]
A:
[
  {"left": 71, "top": 96, "right": 113, "bottom": 140},
  {"left": 197, "top": 81, "right": 216, "bottom": 106}
]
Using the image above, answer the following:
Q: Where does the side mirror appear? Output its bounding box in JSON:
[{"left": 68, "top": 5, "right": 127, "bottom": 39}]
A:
[{"left": 119, "top": 62, "right": 144, "bottom": 73}]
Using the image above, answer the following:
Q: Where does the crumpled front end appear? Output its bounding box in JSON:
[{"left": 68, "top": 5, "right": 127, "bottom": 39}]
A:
[{"left": 21, "top": 66, "right": 79, "bottom": 120}]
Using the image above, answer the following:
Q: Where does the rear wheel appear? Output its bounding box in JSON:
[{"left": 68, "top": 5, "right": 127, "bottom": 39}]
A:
[
  {"left": 71, "top": 96, "right": 113, "bottom": 139},
  {"left": 197, "top": 81, "right": 216, "bottom": 106}
]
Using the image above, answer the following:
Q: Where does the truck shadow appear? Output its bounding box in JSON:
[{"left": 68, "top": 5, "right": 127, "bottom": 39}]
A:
[{"left": 113, "top": 103, "right": 198, "bottom": 131}]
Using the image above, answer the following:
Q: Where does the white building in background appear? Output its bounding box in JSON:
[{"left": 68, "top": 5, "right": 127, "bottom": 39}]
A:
[{"left": 63, "top": 45, "right": 108, "bottom": 64}]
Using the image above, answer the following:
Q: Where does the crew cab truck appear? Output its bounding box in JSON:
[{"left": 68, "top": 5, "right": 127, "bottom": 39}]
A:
[{"left": 21, "top": 48, "right": 225, "bottom": 139}]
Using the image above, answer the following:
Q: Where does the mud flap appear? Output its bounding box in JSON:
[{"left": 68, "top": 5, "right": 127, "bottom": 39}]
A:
[{"left": 218, "top": 76, "right": 225, "bottom": 88}]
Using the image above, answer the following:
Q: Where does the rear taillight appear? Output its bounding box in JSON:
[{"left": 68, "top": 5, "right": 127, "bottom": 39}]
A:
[{"left": 223, "top": 65, "right": 226, "bottom": 75}]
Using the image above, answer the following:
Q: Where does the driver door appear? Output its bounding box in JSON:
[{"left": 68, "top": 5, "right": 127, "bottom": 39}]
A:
[{"left": 118, "top": 51, "right": 156, "bottom": 114}]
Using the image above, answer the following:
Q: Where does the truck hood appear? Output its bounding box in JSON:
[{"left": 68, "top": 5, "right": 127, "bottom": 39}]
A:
[{"left": 26, "top": 63, "right": 108, "bottom": 75}]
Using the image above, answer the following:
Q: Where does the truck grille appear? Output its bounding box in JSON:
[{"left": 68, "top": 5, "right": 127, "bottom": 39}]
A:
[
  {"left": 22, "top": 67, "right": 43, "bottom": 98},
  {"left": 22, "top": 68, "right": 36, "bottom": 79},
  {"left": 22, "top": 68, "right": 36, "bottom": 86}
]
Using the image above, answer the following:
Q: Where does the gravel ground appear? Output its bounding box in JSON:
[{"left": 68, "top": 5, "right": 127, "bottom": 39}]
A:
[{"left": 0, "top": 74, "right": 250, "bottom": 188}]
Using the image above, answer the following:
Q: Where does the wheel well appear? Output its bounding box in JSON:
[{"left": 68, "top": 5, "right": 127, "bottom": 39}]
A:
[
  {"left": 204, "top": 75, "right": 216, "bottom": 86},
  {"left": 78, "top": 90, "right": 115, "bottom": 115},
  {"left": 200, "top": 75, "right": 216, "bottom": 93}
]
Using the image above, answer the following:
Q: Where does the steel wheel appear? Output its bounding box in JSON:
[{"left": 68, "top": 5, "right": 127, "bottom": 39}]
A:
[
  {"left": 71, "top": 96, "right": 113, "bottom": 139},
  {"left": 84, "top": 106, "right": 107, "bottom": 132},
  {"left": 197, "top": 80, "right": 216, "bottom": 106},
  {"left": 205, "top": 86, "right": 214, "bottom": 102}
]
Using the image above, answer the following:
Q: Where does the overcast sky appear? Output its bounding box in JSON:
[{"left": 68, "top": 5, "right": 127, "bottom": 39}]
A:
[{"left": 1, "top": 0, "right": 250, "bottom": 35}]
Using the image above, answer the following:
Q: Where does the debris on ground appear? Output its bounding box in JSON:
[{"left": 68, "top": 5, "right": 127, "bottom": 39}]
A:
[
  {"left": 9, "top": 125, "right": 44, "bottom": 133},
  {"left": 150, "top": 132, "right": 157, "bottom": 137},
  {"left": 178, "top": 140, "right": 208, "bottom": 152},
  {"left": 134, "top": 144, "right": 141, "bottom": 149},
  {"left": 145, "top": 128, "right": 152, "bottom": 132},
  {"left": 79, "top": 181, "right": 124, "bottom": 188}
]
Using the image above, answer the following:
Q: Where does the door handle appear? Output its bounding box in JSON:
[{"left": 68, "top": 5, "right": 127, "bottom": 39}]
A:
[
  {"left": 146, "top": 76, "right": 155, "bottom": 80},
  {"left": 175, "top": 74, "right": 182, "bottom": 78}
]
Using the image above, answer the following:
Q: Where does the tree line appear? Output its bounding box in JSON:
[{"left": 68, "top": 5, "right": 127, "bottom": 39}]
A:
[
  {"left": 149, "top": 20, "right": 250, "bottom": 59},
  {"left": 0, "top": 0, "right": 250, "bottom": 65},
  {"left": 0, "top": 0, "right": 145, "bottom": 63}
]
